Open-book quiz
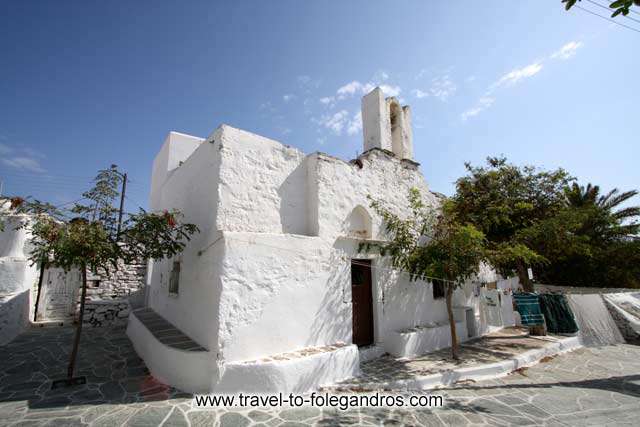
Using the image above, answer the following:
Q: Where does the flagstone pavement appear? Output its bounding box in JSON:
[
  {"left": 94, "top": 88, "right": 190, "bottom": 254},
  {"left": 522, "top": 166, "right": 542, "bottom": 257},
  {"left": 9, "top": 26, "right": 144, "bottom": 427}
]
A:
[{"left": 1, "top": 325, "right": 640, "bottom": 426}]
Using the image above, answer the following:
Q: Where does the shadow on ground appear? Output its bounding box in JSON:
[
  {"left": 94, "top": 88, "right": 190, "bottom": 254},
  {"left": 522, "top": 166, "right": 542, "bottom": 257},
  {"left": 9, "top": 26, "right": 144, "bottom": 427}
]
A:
[{"left": 0, "top": 326, "right": 190, "bottom": 411}]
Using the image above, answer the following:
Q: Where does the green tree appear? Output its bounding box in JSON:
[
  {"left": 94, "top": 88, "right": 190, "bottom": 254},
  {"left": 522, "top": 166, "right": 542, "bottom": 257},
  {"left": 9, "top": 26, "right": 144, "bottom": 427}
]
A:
[
  {"left": 5, "top": 166, "right": 199, "bottom": 385},
  {"left": 369, "top": 189, "right": 486, "bottom": 360},
  {"left": 535, "top": 182, "right": 640, "bottom": 288},
  {"left": 452, "top": 157, "right": 573, "bottom": 292},
  {"left": 562, "top": 0, "right": 640, "bottom": 17},
  {"left": 564, "top": 183, "right": 639, "bottom": 238}
]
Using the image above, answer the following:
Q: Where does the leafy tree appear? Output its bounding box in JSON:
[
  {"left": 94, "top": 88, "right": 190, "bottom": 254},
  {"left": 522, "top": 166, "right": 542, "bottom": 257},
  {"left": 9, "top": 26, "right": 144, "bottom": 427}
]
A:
[
  {"left": 369, "top": 189, "right": 486, "bottom": 360},
  {"left": 452, "top": 157, "right": 573, "bottom": 292},
  {"left": 535, "top": 182, "right": 640, "bottom": 288},
  {"left": 562, "top": 0, "right": 640, "bottom": 17},
  {"left": 564, "top": 183, "right": 639, "bottom": 238},
  {"left": 4, "top": 166, "right": 199, "bottom": 385}
]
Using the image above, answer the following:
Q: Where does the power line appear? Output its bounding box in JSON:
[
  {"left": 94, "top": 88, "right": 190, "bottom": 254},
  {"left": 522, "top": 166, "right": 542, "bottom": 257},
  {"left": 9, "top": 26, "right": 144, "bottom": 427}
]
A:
[
  {"left": 0, "top": 169, "right": 96, "bottom": 181},
  {"left": 124, "top": 195, "right": 147, "bottom": 212},
  {"left": 574, "top": 5, "right": 640, "bottom": 33},
  {"left": 585, "top": 0, "right": 640, "bottom": 24}
]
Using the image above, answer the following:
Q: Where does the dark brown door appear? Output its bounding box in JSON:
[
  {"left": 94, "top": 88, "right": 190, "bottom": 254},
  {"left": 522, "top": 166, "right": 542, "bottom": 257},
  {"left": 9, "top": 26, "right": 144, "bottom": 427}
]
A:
[{"left": 351, "top": 259, "right": 374, "bottom": 347}]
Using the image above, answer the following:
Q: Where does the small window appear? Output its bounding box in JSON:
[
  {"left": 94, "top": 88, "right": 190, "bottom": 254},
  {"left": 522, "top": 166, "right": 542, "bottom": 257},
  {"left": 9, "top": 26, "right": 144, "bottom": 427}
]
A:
[
  {"left": 169, "top": 261, "right": 181, "bottom": 295},
  {"left": 432, "top": 279, "right": 445, "bottom": 300}
]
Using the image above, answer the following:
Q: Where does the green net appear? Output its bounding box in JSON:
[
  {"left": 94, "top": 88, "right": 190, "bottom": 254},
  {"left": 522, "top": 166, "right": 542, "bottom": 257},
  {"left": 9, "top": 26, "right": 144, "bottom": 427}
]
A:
[{"left": 538, "top": 294, "right": 579, "bottom": 334}]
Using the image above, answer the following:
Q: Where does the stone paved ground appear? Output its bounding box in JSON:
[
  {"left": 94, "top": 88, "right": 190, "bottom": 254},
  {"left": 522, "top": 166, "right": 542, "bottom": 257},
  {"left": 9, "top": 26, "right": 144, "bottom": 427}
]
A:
[
  {"left": 337, "top": 327, "right": 565, "bottom": 386},
  {"left": 1, "top": 326, "right": 640, "bottom": 426}
]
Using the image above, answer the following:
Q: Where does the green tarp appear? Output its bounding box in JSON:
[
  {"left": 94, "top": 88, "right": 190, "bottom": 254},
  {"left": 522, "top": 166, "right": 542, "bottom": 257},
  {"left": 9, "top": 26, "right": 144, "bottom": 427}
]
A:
[
  {"left": 513, "top": 293, "right": 545, "bottom": 327},
  {"left": 539, "top": 293, "right": 579, "bottom": 334}
]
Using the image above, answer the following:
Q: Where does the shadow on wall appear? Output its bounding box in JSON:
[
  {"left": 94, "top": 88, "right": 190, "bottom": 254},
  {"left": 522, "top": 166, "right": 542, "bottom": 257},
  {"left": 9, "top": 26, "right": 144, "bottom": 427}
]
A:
[
  {"left": 277, "top": 162, "right": 308, "bottom": 235},
  {"left": 0, "top": 290, "right": 30, "bottom": 345},
  {"left": 128, "top": 287, "right": 147, "bottom": 310},
  {"left": 378, "top": 267, "right": 449, "bottom": 332},
  {"left": 306, "top": 246, "right": 352, "bottom": 348}
]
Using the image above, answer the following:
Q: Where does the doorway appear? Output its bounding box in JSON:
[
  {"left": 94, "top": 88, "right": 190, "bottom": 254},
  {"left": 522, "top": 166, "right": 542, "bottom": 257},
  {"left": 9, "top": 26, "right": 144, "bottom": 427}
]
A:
[
  {"left": 351, "top": 259, "right": 374, "bottom": 347},
  {"left": 38, "top": 268, "right": 81, "bottom": 321}
]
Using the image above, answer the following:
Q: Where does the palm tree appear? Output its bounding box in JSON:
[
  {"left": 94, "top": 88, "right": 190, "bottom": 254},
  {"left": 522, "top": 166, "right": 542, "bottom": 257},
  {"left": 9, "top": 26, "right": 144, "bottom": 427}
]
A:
[{"left": 564, "top": 183, "right": 640, "bottom": 237}]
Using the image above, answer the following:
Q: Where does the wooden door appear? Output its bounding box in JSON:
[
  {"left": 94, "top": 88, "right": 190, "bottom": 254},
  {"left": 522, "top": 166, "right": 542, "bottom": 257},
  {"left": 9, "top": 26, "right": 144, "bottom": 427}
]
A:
[
  {"left": 351, "top": 259, "right": 374, "bottom": 347},
  {"left": 39, "top": 268, "right": 80, "bottom": 321}
]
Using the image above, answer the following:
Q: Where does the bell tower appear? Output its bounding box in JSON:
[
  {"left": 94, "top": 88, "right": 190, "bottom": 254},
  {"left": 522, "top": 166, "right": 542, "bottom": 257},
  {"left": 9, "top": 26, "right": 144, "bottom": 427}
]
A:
[{"left": 361, "top": 87, "right": 413, "bottom": 160}]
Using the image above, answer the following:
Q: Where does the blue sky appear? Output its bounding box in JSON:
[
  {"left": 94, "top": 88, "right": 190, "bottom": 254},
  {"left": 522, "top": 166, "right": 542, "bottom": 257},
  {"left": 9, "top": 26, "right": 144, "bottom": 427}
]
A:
[{"left": 0, "top": 1, "right": 638, "bottom": 210}]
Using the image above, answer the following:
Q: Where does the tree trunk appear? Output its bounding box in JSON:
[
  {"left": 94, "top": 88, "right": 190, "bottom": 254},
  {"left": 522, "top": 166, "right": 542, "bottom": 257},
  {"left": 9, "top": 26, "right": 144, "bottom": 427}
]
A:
[
  {"left": 445, "top": 284, "right": 460, "bottom": 360},
  {"left": 67, "top": 266, "right": 87, "bottom": 380},
  {"left": 33, "top": 260, "right": 46, "bottom": 322},
  {"left": 516, "top": 260, "right": 534, "bottom": 293}
]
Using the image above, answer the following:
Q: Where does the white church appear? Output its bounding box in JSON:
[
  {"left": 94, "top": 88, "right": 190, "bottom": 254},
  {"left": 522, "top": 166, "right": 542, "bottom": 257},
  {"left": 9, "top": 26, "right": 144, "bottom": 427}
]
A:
[{"left": 128, "top": 87, "right": 518, "bottom": 393}]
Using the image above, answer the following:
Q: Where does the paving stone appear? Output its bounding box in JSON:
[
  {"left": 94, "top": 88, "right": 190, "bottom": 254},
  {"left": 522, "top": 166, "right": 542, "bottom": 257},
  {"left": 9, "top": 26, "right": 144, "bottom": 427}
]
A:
[
  {"left": 124, "top": 406, "right": 172, "bottom": 426},
  {"left": 219, "top": 412, "right": 251, "bottom": 427},
  {"left": 186, "top": 410, "right": 217, "bottom": 426},
  {"left": 248, "top": 410, "right": 272, "bottom": 422},
  {"left": 3, "top": 326, "right": 640, "bottom": 426},
  {"left": 161, "top": 407, "right": 189, "bottom": 426},
  {"left": 92, "top": 407, "right": 137, "bottom": 427},
  {"left": 280, "top": 407, "right": 320, "bottom": 421},
  {"left": 99, "top": 381, "right": 125, "bottom": 401},
  {"left": 41, "top": 417, "right": 86, "bottom": 427}
]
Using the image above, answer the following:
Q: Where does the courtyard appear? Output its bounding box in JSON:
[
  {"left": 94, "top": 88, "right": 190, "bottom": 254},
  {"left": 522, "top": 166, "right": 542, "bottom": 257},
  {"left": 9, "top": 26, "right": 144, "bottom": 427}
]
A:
[{"left": 1, "top": 326, "right": 639, "bottom": 426}]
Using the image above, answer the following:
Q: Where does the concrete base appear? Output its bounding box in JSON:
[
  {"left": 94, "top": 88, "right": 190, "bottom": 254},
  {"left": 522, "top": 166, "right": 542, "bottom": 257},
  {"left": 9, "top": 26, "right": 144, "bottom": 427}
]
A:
[
  {"left": 128, "top": 310, "right": 360, "bottom": 394},
  {"left": 341, "top": 335, "right": 581, "bottom": 391},
  {"left": 385, "top": 321, "right": 468, "bottom": 358},
  {"left": 358, "top": 344, "right": 386, "bottom": 362},
  {"left": 126, "top": 312, "right": 215, "bottom": 393},
  {"left": 217, "top": 345, "right": 360, "bottom": 394},
  {"left": 0, "top": 290, "right": 30, "bottom": 345}
]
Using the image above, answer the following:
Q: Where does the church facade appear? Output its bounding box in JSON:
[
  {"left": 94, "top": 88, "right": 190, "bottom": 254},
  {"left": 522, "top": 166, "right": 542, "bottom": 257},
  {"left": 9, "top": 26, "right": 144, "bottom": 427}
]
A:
[{"left": 129, "top": 88, "right": 517, "bottom": 393}]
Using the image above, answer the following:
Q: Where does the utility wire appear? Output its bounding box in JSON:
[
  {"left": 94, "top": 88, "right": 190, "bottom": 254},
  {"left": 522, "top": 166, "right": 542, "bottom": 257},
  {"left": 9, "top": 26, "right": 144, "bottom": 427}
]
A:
[
  {"left": 575, "top": 5, "right": 640, "bottom": 33},
  {"left": 585, "top": 0, "right": 640, "bottom": 24},
  {"left": 124, "top": 195, "right": 148, "bottom": 212}
]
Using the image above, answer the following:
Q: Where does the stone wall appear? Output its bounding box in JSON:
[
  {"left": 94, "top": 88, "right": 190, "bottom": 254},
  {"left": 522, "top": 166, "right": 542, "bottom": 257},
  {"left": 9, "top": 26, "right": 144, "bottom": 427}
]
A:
[{"left": 81, "top": 258, "right": 147, "bottom": 327}]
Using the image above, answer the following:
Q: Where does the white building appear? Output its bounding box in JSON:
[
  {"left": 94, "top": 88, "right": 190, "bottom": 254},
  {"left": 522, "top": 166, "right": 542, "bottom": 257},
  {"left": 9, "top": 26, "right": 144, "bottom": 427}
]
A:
[
  {"left": 128, "top": 88, "right": 517, "bottom": 393},
  {"left": 0, "top": 207, "right": 38, "bottom": 344}
]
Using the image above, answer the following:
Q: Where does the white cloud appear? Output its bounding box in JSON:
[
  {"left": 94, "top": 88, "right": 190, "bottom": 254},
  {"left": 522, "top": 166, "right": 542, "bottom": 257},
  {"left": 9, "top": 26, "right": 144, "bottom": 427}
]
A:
[
  {"left": 335, "top": 80, "right": 401, "bottom": 100},
  {"left": 465, "top": 75, "right": 476, "bottom": 83},
  {"left": 412, "top": 89, "right": 429, "bottom": 99},
  {"left": 460, "top": 40, "right": 583, "bottom": 122},
  {"left": 2, "top": 156, "right": 46, "bottom": 173},
  {"left": 336, "top": 81, "right": 363, "bottom": 97},
  {"left": 429, "top": 75, "right": 457, "bottom": 101},
  {"left": 461, "top": 97, "right": 495, "bottom": 121},
  {"left": 491, "top": 62, "right": 543, "bottom": 90},
  {"left": 551, "top": 41, "right": 583, "bottom": 60},
  {"left": 259, "top": 101, "right": 275, "bottom": 112},
  {"left": 415, "top": 68, "right": 429, "bottom": 80},
  {"left": 317, "top": 137, "right": 327, "bottom": 145},
  {"left": 378, "top": 84, "right": 401, "bottom": 97},
  {"left": 297, "top": 75, "right": 322, "bottom": 90},
  {"left": 283, "top": 94, "right": 296, "bottom": 103},
  {"left": 412, "top": 75, "right": 456, "bottom": 101},
  {"left": 347, "top": 111, "right": 363, "bottom": 136},
  {"left": 318, "top": 110, "right": 350, "bottom": 135},
  {"left": 319, "top": 96, "right": 335, "bottom": 105},
  {"left": 297, "top": 75, "right": 311, "bottom": 85}
]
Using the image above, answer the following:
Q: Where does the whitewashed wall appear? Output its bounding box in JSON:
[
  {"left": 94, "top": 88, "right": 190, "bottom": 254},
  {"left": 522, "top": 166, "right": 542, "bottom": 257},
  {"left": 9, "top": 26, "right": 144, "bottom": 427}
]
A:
[
  {"left": 0, "top": 214, "right": 37, "bottom": 344},
  {"left": 147, "top": 123, "right": 515, "bottom": 372},
  {"left": 148, "top": 128, "right": 225, "bottom": 353}
]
